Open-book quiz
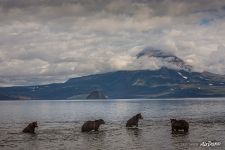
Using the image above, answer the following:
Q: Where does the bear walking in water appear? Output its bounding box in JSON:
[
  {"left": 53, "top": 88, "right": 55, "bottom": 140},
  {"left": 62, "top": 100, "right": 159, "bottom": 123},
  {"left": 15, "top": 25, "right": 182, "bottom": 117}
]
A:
[
  {"left": 126, "top": 113, "right": 143, "bottom": 127},
  {"left": 81, "top": 119, "right": 105, "bottom": 132},
  {"left": 170, "top": 119, "right": 189, "bottom": 134},
  {"left": 23, "top": 121, "right": 38, "bottom": 134}
]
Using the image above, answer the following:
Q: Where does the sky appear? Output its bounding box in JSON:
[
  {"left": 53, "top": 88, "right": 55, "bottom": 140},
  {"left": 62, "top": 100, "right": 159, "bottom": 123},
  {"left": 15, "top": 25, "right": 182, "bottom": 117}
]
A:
[{"left": 0, "top": 0, "right": 225, "bottom": 86}]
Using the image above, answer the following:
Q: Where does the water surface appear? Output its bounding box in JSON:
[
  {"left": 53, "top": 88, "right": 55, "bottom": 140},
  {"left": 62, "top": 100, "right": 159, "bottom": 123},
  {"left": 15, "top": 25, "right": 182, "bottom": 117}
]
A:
[{"left": 0, "top": 98, "right": 225, "bottom": 150}]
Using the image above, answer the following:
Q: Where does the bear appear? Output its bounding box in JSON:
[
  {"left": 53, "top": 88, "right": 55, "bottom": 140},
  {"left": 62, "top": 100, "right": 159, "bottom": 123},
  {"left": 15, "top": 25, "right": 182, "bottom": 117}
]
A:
[
  {"left": 81, "top": 119, "right": 105, "bottom": 132},
  {"left": 126, "top": 113, "right": 143, "bottom": 127},
  {"left": 170, "top": 119, "right": 189, "bottom": 134},
  {"left": 22, "top": 121, "right": 38, "bottom": 134}
]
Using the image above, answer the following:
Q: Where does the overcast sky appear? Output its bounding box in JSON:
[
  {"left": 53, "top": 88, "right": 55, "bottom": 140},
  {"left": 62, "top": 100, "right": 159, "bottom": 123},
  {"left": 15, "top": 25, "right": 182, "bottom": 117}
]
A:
[{"left": 0, "top": 0, "right": 225, "bottom": 86}]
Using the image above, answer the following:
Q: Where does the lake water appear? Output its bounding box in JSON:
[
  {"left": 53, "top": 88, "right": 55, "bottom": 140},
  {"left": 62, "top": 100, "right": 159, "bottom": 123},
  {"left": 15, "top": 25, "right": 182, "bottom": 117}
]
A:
[{"left": 0, "top": 98, "right": 225, "bottom": 150}]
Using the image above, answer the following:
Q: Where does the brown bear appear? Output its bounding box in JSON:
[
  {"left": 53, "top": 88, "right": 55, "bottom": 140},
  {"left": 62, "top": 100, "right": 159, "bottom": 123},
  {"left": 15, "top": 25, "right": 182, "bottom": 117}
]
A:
[
  {"left": 22, "top": 121, "right": 38, "bottom": 134},
  {"left": 126, "top": 113, "right": 143, "bottom": 127},
  {"left": 170, "top": 119, "right": 189, "bottom": 134},
  {"left": 81, "top": 119, "right": 105, "bottom": 132}
]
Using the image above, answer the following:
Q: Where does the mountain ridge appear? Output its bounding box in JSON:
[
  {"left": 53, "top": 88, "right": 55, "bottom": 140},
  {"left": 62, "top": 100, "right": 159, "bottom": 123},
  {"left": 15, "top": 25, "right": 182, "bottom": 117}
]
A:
[{"left": 0, "top": 67, "right": 225, "bottom": 100}]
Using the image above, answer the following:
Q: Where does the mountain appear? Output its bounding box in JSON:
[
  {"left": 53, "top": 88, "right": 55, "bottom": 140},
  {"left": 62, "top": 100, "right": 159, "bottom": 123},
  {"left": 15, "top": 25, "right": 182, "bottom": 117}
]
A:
[
  {"left": 0, "top": 67, "right": 225, "bottom": 100},
  {"left": 136, "top": 48, "right": 192, "bottom": 71}
]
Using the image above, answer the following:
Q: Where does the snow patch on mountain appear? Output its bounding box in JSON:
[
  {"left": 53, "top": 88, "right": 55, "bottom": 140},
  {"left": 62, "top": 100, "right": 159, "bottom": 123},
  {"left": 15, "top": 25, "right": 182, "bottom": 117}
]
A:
[
  {"left": 132, "top": 79, "right": 146, "bottom": 86},
  {"left": 178, "top": 72, "right": 188, "bottom": 80}
]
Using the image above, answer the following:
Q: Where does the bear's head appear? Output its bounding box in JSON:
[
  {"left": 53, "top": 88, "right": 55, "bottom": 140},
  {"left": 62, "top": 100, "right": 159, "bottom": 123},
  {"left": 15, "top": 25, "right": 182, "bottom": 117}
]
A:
[
  {"left": 136, "top": 113, "right": 143, "bottom": 119},
  {"left": 170, "top": 119, "right": 177, "bottom": 124},
  {"left": 96, "top": 119, "right": 105, "bottom": 125},
  {"left": 32, "top": 121, "right": 38, "bottom": 128}
]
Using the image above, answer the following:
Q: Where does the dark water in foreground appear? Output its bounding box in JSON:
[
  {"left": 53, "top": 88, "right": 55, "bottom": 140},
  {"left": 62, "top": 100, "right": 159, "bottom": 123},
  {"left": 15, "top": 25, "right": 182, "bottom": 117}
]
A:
[{"left": 0, "top": 98, "right": 225, "bottom": 150}]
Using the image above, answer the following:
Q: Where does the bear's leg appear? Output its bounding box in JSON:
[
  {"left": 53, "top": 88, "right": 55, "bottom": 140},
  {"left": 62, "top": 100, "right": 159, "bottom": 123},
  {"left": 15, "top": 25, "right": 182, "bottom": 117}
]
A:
[
  {"left": 94, "top": 127, "right": 99, "bottom": 131},
  {"left": 32, "top": 128, "right": 35, "bottom": 134},
  {"left": 172, "top": 127, "right": 175, "bottom": 133}
]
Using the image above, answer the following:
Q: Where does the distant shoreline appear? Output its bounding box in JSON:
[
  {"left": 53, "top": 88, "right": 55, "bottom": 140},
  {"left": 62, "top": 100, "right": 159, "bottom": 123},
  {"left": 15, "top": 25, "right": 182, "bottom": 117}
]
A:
[{"left": 1, "top": 97, "right": 225, "bottom": 102}]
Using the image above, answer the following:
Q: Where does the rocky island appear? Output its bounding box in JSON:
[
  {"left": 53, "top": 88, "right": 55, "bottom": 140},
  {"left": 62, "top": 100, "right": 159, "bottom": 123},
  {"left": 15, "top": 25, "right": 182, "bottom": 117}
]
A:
[{"left": 86, "top": 91, "right": 106, "bottom": 99}]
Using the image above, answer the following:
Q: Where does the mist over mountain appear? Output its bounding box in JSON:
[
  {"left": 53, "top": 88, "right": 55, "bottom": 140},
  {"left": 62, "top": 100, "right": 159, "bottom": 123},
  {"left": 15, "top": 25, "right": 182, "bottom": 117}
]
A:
[
  {"left": 1, "top": 46, "right": 225, "bottom": 100},
  {"left": 136, "top": 48, "right": 192, "bottom": 71}
]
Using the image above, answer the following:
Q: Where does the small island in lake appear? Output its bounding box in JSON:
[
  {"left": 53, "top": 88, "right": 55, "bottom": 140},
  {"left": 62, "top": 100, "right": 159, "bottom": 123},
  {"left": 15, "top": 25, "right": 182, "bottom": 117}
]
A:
[{"left": 86, "top": 91, "right": 106, "bottom": 99}]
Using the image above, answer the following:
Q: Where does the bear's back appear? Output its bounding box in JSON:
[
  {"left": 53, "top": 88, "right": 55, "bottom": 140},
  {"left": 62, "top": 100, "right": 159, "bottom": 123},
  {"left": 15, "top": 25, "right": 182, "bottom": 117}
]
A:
[
  {"left": 23, "top": 123, "right": 34, "bottom": 133},
  {"left": 82, "top": 121, "right": 95, "bottom": 132},
  {"left": 172, "top": 120, "right": 188, "bottom": 127}
]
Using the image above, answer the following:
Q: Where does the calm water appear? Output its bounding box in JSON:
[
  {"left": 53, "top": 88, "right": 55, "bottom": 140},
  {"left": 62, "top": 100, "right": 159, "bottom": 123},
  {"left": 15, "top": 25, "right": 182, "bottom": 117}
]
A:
[{"left": 0, "top": 98, "right": 225, "bottom": 150}]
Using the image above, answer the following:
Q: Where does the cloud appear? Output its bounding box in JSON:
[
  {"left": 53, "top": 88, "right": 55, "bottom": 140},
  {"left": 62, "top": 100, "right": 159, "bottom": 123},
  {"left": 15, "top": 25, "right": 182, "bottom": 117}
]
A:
[
  {"left": 206, "top": 45, "right": 225, "bottom": 74},
  {"left": 0, "top": 0, "right": 225, "bottom": 86}
]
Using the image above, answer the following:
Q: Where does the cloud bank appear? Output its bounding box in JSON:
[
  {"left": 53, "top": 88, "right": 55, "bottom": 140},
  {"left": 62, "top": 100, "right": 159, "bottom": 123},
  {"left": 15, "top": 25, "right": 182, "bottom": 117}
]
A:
[{"left": 0, "top": 0, "right": 225, "bottom": 86}]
